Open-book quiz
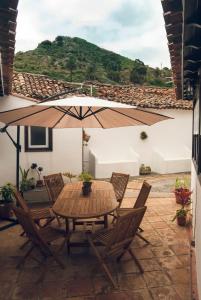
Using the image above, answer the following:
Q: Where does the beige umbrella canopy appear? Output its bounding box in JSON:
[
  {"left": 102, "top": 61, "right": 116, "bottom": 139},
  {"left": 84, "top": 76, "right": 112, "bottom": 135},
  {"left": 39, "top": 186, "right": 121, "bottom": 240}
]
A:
[{"left": 0, "top": 96, "right": 171, "bottom": 128}]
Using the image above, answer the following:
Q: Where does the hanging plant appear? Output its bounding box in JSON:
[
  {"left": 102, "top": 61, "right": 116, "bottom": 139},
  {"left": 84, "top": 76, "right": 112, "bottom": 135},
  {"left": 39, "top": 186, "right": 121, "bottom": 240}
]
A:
[{"left": 140, "top": 131, "right": 148, "bottom": 140}]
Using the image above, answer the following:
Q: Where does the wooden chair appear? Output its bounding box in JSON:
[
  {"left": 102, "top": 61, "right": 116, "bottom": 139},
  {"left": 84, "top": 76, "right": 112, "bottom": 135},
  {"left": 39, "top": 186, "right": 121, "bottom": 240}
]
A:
[
  {"left": 86, "top": 207, "right": 147, "bottom": 288},
  {"left": 43, "top": 173, "right": 64, "bottom": 204},
  {"left": 13, "top": 189, "right": 56, "bottom": 228},
  {"left": 110, "top": 172, "right": 130, "bottom": 208},
  {"left": 12, "top": 206, "right": 66, "bottom": 270},
  {"left": 116, "top": 181, "right": 151, "bottom": 244}
]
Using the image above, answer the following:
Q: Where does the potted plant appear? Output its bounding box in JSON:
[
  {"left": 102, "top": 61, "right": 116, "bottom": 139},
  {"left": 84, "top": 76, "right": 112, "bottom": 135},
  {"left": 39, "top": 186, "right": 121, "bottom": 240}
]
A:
[
  {"left": 20, "top": 166, "right": 31, "bottom": 192},
  {"left": 174, "top": 177, "right": 190, "bottom": 204},
  {"left": 172, "top": 188, "right": 192, "bottom": 226},
  {"left": 0, "top": 183, "right": 14, "bottom": 218},
  {"left": 31, "top": 163, "right": 44, "bottom": 187},
  {"left": 63, "top": 172, "right": 77, "bottom": 183},
  {"left": 79, "top": 172, "right": 93, "bottom": 196},
  {"left": 139, "top": 164, "right": 151, "bottom": 175}
]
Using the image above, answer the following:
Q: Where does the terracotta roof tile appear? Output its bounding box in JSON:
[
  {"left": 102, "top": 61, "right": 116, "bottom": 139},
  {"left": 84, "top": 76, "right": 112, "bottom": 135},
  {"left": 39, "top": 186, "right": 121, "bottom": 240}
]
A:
[{"left": 12, "top": 72, "right": 192, "bottom": 110}]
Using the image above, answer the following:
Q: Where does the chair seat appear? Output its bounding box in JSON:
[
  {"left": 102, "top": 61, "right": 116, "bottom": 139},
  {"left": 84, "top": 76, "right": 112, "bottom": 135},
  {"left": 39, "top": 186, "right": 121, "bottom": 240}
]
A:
[
  {"left": 91, "top": 228, "right": 114, "bottom": 245},
  {"left": 30, "top": 208, "right": 54, "bottom": 220},
  {"left": 39, "top": 226, "right": 66, "bottom": 243}
]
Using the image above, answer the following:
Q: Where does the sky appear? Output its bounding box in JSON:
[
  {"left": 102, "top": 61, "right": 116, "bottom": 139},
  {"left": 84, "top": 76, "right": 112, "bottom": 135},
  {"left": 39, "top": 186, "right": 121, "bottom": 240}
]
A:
[{"left": 16, "top": 0, "right": 170, "bottom": 68}]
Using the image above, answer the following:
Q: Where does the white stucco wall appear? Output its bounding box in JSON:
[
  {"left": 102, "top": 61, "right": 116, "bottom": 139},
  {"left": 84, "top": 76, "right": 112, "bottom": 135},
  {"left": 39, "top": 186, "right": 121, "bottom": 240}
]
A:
[
  {"left": 0, "top": 95, "right": 192, "bottom": 185},
  {"left": 0, "top": 95, "right": 82, "bottom": 186},
  {"left": 191, "top": 163, "right": 201, "bottom": 299},
  {"left": 86, "top": 109, "right": 192, "bottom": 175}
]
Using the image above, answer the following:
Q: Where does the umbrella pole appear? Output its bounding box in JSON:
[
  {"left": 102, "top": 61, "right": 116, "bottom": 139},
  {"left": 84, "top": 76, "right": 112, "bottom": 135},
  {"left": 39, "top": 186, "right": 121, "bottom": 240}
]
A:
[
  {"left": 16, "top": 126, "right": 20, "bottom": 189},
  {"left": 82, "top": 128, "right": 84, "bottom": 173}
]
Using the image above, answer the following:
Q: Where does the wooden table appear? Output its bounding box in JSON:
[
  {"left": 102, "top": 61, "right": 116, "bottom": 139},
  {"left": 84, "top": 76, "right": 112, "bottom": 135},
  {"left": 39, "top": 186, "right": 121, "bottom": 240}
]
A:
[{"left": 53, "top": 180, "right": 118, "bottom": 225}]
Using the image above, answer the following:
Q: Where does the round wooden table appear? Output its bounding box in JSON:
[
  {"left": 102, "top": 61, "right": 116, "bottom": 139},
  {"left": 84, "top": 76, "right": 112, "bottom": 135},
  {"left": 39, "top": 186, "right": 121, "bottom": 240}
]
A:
[{"left": 53, "top": 180, "right": 118, "bottom": 221}]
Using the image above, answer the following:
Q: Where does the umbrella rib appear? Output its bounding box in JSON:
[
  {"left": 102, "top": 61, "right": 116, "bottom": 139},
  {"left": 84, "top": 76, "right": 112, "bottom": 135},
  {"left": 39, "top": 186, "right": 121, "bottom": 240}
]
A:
[
  {"left": 88, "top": 107, "right": 104, "bottom": 128},
  {"left": 52, "top": 112, "right": 66, "bottom": 128},
  {"left": 5, "top": 107, "right": 52, "bottom": 126},
  {"left": 134, "top": 107, "right": 172, "bottom": 119},
  {"left": 82, "top": 107, "right": 107, "bottom": 119},
  {"left": 108, "top": 108, "right": 149, "bottom": 125},
  {"left": 54, "top": 106, "right": 80, "bottom": 119}
]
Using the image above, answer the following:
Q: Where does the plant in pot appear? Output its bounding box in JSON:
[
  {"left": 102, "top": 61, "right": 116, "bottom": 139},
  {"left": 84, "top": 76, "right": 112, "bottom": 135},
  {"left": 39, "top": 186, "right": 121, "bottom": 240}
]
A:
[
  {"left": 63, "top": 172, "right": 77, "bottom": 183},
  {"left": 20, "top": 166, "right": 31, "bottom": 192},
  {"left": 79, "top": 172, "right": 93, "bottom": 196},
  {"left": 172, "top": 188, "right": 192, "bottom": 226},
  {"left": 31, "top": 163, "right": 44, "bottom": 187},
  {"left": 0, "top": 183, "right": 14, "bottom": 218},
  {"left": 174, "top": 177, "right": 190, "bottom": 204}
]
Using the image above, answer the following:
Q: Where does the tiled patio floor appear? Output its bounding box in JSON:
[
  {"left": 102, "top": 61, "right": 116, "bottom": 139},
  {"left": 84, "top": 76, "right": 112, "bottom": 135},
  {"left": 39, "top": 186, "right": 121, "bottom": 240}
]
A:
[{"left": 0, "top": 174, "right": 192, "bottom": 299}]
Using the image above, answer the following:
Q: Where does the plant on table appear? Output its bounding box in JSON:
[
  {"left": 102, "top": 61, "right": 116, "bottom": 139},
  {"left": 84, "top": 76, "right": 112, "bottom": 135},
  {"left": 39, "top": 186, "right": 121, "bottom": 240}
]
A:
[
  {"left": 172, "top": 188, "right": 192, "bottom": 226},
  {"left": 20, "top": 166, "right": 32, "bottom": 192},
  {"left": 79, "top": 172, "right": 93, "bottom": 196},
  {"left": 0, "top": 183, "right": 14, "bottom": 218}
]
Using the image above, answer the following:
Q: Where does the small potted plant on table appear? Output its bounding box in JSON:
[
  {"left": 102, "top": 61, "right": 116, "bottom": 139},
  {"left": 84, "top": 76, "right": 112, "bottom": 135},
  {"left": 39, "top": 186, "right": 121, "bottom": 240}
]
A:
[
  {"left": 172, "top": 188, "right": 192, "bottom": 226},
  {"left": 31, "top": 163, "right": 44, "bottom": 187},
  {"left": 0, "top": 183, "right": 14, "bottom": 218},
  {"left": 79, "top": 172, "right": 93, "bottom": 196}
]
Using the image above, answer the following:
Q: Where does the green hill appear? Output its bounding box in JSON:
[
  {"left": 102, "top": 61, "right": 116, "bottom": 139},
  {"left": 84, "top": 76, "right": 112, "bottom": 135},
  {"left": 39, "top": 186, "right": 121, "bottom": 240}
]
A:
[{"left": 14, "top": 36, "right": 172, "bottom": 87}]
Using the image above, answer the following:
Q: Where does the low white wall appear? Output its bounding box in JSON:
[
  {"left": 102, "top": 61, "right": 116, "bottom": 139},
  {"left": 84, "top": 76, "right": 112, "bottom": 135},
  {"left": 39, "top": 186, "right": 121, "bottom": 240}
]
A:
[
  {"left": 0, "top": 95, "right": 82, "bottom": 186},
  {"left": 86, "top": 109, "right": 192, "bottom": 175},
  {"left": 191, "top": 163, "right": 201, "bottom": 299}
]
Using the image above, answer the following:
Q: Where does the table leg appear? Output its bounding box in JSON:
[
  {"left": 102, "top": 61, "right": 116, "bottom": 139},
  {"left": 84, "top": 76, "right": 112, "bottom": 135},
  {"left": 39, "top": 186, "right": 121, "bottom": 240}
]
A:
[
  {"left": 104, "top": 215, "right": 108, "bottom": 228},
  {"left": 65, "top": 218, "right": 70, "bottom": 255}
]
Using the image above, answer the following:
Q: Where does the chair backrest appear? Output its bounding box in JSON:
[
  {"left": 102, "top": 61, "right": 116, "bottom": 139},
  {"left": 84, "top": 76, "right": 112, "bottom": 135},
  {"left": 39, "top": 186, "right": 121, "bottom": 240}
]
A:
[
  {"left": 12, "top": 206, "right": 50, "bottom": 254},
  {"left": 134, "top": 181, "right": 151, "bottom": 209},
  {"left": 43, "top": 173, "right": 64, "bottom": 204},
  {"left": 13, "top": 189, "right": 29, "bottom": 212},
  {"left": 110, "top": 172, "right": 129, "bottom": 205},
  {"left": 105, "top": 207, "right": 147, "bottom": 256}
]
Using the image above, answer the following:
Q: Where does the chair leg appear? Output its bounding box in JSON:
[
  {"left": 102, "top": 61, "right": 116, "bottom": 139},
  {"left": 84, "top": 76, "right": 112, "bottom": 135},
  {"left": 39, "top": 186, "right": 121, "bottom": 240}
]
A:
[
  {"left": 138, "top": 226, "right": 144, "bottom": 232},
  {"left": 20, "top": 239, "right": 31, "bottom": 250},
  {"left": 49, "top": 249, "right": 65, "bottom": 269},
  {"left": 87, "top": 234, "right": 117, "bottom": 288},
  {"left": 16, "top": 245, "right": 35, "bottom": 269},
  {"left": 128, "top": 248, "right": 144, "bottom": 273},
  {"left": 136, "top": 232, "right": 150, "bottom": 244}
]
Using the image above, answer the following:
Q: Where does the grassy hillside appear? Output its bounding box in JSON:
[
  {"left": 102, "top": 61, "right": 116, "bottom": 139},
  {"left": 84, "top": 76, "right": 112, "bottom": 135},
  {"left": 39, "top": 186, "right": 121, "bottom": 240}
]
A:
[{"left": 14, "top": 36, "right": 172, "bottom": 87}]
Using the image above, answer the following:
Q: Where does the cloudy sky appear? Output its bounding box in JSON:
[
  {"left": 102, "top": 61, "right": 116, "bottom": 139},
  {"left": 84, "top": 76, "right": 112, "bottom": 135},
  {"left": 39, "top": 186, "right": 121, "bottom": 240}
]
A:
[{"left": 16, "top": 0, "right": 170, "bottom": 68}]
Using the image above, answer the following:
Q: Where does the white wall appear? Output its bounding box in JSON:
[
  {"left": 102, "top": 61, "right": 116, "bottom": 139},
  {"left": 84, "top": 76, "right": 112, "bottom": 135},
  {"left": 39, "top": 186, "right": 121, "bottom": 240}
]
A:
[
  {"left": 0, "top": 95, "right": 82, "bottom": 186},
  {"left": 191, "top": 163, "right": 201, "bottom": 299},
  {"left": 0, "top": 96, "right": 192, "bottom": 185},
  {"left": 86, "top": 109, "right": 192, "bottom": 174}
]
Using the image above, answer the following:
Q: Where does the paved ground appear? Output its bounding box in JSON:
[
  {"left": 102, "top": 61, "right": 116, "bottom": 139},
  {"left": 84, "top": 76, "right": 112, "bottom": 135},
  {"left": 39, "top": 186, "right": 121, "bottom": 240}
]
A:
[{"left": 0, "top": 174, "right": 192, "bottom": 299}]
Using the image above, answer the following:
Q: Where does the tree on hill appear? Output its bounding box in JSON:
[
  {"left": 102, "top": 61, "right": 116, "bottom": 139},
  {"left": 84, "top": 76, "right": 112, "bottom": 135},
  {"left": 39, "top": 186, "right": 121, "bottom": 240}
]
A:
[
  {"left": 85, "top": 63, "right": 97, "bottom": 80},
  {"left": 66, "top": 55, "right": 76, "bottom": 82},
  {"left": 130, "top": 59, "right": 147, "bottom": 84}
]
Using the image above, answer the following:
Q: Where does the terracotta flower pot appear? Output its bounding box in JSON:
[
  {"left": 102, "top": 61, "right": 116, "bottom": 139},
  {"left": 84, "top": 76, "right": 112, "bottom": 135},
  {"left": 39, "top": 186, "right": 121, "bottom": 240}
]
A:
[
  {"left": 177, "top": 215, "right": 186, "bottom": 226},
  {"left": 174, "top": 188, "right": 191, "bottom": 204},
  {"left": 36, "top": 180, "right": 43, "bottom": 187}
]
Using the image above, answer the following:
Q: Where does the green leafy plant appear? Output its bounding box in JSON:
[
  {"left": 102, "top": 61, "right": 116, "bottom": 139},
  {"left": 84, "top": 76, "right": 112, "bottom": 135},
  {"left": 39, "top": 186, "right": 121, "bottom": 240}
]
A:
[
  {"left": 63, "top": 172, "right": 77, "bottom": 183},
  {"left": 0, "top": 183, "right": 14, "bottom": 203},
  {"left": 174, "top": 177, "right": 189, "bottom": 190},
  {"left": 140, "top": 131, "right": 148, "bottom": 140},
  {"left": 172, "top": 207, "right": 191, "bottom": 222},
  {"left": 79, "top": 172, "right": 93, "bottom": 182},
  {"left": 20, "top": 166, "right": 31, "bottom": 192}
]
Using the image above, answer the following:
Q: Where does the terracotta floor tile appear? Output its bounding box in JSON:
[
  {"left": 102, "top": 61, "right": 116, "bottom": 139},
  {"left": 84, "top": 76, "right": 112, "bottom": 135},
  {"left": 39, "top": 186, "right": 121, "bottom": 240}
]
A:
[
  {"left": 131, "top": 289, "right": 153, "bottom": 300},
  {"left": 173, "top": 284, "right": 191, "bottom": 300},
  {"left": 146, "top": 216, "right": 163, "bottom": 223},
  {"left": 151, "top": 222, "right": 170, "bottom": 229},
  {"left": 67, "top": 277, "right": 94, "bottom": 297},
  {"left": 177, "top": 255, "right": 190, "bottom": 267},
  {"left": 11, "top": 282, "right": 41, "bottom": 300},
  {"left": 170, "top": 244, "right": 190, "bottom": 255},
  {"left": 95, "top": 291, "right": 134, "bottom": 300},
  {"left": 41, "top": 280, "right": 67, "bottom": 299},
  {"left": 157, "top": 256, "right": 183, "bottom": 270},
  {"left": 150, "top": 286, "right": 182, "bottom": 300},
  {"left": 134, "top": 247, "right": 155, "bottom": 259},
  {"left": 139, "top": 258, "right": 161, "bottom": 272},
  {"left": 119, "top": 274, "right": 146, "bottom": 290},
  {"left": 151, "top": 246, "right": 175, "bottom": 258},
  {"left": 143, "top": 271, "right": 171, "bottom": 288},
  {"left": 167, "top": 268, "right": 190, "bottom": 285},
  {"left": 0, "top": 282, "right": 14, "bottom": 300}
]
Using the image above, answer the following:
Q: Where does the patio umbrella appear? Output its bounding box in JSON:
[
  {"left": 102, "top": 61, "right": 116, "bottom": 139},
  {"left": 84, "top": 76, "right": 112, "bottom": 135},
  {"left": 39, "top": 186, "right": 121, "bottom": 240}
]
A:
[
  {"left": 0, "top": 96, "right": 171, "bottom": 186},
  {"left": 0, "top": 96, "right": 170, "bottom": 128}
]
